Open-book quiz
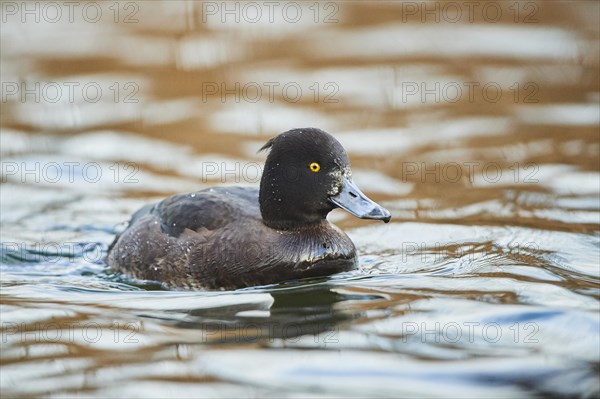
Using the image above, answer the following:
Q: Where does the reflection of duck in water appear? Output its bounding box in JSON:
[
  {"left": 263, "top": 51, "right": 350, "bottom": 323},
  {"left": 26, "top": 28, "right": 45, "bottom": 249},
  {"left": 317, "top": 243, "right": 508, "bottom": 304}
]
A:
[
  {"left": 107, "top": 128, "right": 391, "bottom": 290},
  {"left": 182, "top": 285, "right": 356, "bottom": 343}
]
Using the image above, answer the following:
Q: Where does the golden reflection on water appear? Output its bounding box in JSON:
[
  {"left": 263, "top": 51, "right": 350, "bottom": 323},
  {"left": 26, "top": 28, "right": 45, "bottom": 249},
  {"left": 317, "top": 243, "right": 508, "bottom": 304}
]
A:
[{"left": 1, "top": 1, "right": 599, "bottom": 398}]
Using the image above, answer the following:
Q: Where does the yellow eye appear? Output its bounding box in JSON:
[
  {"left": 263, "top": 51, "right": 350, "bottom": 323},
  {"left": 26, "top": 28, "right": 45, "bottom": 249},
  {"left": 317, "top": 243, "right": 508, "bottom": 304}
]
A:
[{"left": 309, "top": 162, "right": 321, "bottom": 173}]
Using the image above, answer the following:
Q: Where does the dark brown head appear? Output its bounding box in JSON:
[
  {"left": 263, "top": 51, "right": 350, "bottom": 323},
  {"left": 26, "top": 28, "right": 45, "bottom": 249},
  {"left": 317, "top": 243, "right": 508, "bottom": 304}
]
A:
[{"left": 259, "top": 128, "right": 391, "bottom": 229}]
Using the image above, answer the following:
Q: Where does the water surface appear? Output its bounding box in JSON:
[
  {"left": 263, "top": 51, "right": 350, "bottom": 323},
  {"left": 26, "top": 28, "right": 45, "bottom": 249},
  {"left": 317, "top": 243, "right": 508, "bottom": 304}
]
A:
[{"left": 1, "top": 1, "right": 599, "bottom": 397}]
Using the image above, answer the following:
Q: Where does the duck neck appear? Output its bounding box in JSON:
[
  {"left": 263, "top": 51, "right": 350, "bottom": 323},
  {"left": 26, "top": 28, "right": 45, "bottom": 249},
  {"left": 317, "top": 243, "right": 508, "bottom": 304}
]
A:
[{"left": 259, "top": 170, "right": 327, "bottom": 230}]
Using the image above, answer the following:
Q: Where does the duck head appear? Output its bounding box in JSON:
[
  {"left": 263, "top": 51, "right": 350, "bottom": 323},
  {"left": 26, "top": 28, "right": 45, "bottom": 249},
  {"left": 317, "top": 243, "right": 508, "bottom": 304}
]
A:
[{"left": 259, "top": 128, "right": 391, "bottom": 229}]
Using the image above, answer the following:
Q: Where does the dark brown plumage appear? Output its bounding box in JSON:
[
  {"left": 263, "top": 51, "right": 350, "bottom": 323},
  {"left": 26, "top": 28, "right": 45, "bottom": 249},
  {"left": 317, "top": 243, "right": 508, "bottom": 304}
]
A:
[
  {"left": 107, "top": 187, "right": 356, "bottom": 289},
  {"left": 106, "top": 128, "right": 390, "bottom": 290}
]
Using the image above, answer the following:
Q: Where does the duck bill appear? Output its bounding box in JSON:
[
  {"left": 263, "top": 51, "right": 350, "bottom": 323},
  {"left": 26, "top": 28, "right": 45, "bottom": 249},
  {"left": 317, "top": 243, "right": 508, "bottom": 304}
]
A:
[{"left": 329, "top": 177, "right": 391, "bottom": 223}]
